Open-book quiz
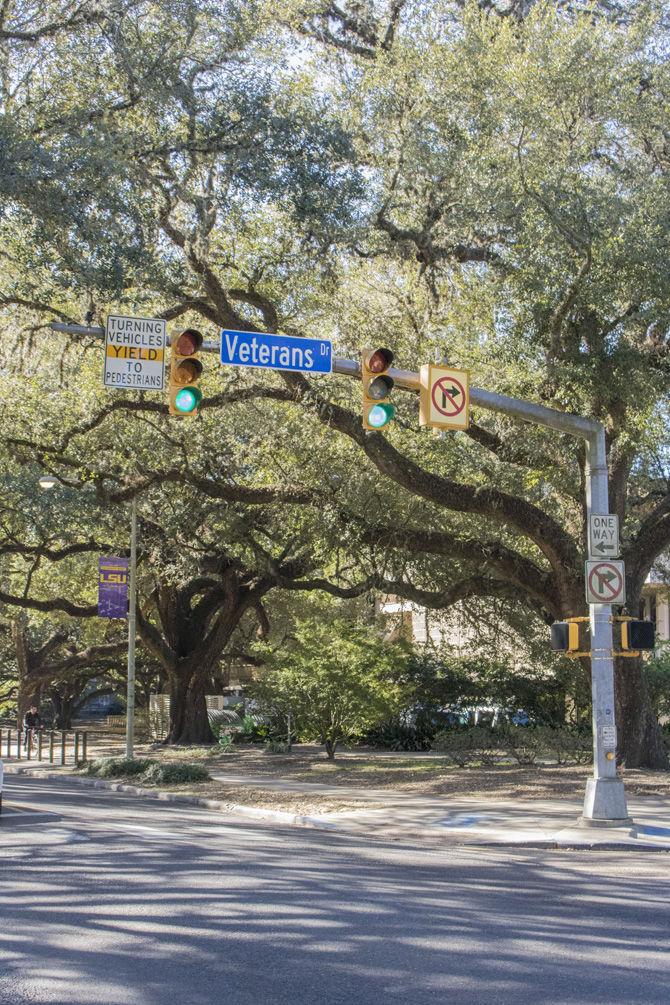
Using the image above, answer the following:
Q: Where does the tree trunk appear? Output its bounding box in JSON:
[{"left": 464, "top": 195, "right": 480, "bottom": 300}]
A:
[
  {"left": 50, "top": 690, "right": 75, "bottom": 730},
  {"left": 16, "top": 677, "right": 42, "bottom": 726},
  {"left": 12, "top": 617, "right": 35, "bottom": 727},
  {"left": 615, "top": 656, "right": 668, "bottom": 769},
  {"left": 167, "top": 668, "right": 214, "bottom": 745}
]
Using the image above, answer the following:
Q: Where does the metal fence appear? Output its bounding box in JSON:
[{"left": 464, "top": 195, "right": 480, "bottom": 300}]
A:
[{"left": 0, "top": 728, "right": 88, "bottom": 765}]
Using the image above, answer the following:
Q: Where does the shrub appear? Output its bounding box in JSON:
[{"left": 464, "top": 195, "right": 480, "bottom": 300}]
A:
[
  {"left": 264, "top": 739, "right": 289, "bottom": 754},
  {"left": 431, "top": 727, "right": 500, "bottom": 766},
  {"left": 250, "top": 618, "right": 409, "bottom": 759},
  {"left": 365, "top": 717, "right": 433, "bottom": 752},
  {"left": 87, "top": 757, "right": 151, "bottom": 778},
  {"left": 141, "top": 761, "right": 210, "bottom": 784},
  {"left": 208, "top": 708, "right": 242, "bottom": 739},
  {"left": 535, "top": 726, "right": 592, "bottom": 765},
  {"left": 231, "top": 713, "right": 272, "bottom": 744},
  {"left": 218, "top": 733, "right": 234, "bottom": 753},
  {"left": 501, "top": 726, "right": 545, "bottom": 766}
]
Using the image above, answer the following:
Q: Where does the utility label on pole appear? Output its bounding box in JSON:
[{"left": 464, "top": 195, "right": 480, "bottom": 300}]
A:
[
  {"left": 600, "top": 725, "right": 617, "bottom": 748},
  {"left": 585, "top": 559, "right": 626, "bottom": 605},
  {"left": 104, "top": 315, "right": 167, "bottom": 389},
  {"left": 419, "top": 364, "right": 470, "bottom": 430},
  {"left": 220, "top": 329, "right": 332, "bottom": 374},
  {"left": 588, "top": 514, "right": 620, "bottom": 558}
]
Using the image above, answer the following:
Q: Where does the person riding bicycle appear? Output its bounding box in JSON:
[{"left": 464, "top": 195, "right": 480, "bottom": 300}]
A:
[{"left": 23, "top": 705, "right": 44, "bottom": 750}]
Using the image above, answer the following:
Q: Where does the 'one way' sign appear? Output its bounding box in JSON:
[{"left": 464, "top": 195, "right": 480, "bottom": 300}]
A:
[{"left": 588, "top": 514, "right": 620, "bottom": 559}]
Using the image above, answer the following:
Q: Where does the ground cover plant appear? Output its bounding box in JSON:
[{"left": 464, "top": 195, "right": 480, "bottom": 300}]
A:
[{"left": 86, "top": 757, "right": 210, "bottom": 785}]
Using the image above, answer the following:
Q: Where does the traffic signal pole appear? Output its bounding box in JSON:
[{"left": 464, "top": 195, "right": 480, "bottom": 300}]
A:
[
  {"left": 50, "top": 321, "right": 629, "bottom": 823},
  {"left": 333, "top": 358, "right": 629, "bottom": 825}
]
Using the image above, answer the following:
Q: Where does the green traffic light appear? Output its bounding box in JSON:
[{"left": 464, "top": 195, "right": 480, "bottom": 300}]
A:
[
  {"left": 367, "top": 403, "right": 395, "bottom": 428},
  {"left": 174, "top": 386, "right": 203, "bottom": 413}
]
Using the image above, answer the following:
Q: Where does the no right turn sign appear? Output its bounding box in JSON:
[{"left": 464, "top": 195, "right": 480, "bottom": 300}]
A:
[
  {"left": 419, "top": 364, "right": 470, "bottom": 431},
  {"left": 585, "top": 559, "right": 626, "bottom": 605}
]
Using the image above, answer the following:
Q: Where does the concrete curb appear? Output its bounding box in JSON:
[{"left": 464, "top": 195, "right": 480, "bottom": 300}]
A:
[
  {"left": 1, "top": 764, "right": 342, "bottom": 832},
  {"left": 4, "top": 764, "right": 670, "bottom": 851}
]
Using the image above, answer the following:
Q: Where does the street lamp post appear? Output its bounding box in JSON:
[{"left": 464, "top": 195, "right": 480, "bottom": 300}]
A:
[
  {"left": 125, "top": 496, "right": 138, "bottom": 759},
  {"left": 38, "top": 474, "right": 139, "bottom": 760}
]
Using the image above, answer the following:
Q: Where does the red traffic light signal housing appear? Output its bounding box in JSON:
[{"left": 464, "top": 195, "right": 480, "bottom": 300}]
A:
[
  {"left": 169, "top": 329, "right": 203, "bottom": 416},
  {"left": 361, "top": 347, "right": 395, "bottom": 430}
]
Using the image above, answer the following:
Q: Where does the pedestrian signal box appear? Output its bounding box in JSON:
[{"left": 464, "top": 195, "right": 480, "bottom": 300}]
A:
[
  {"left": 550, "top": 621, "right": 580, "bottom": 653},
  {"left": 620, "top": 620, "right": 655, "bottom": 652}
]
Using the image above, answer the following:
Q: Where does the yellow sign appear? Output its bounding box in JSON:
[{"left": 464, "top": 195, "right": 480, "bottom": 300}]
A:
[
  {"left": 419, "top": 364, "right": 470, "bottom": 431},
  {"left": 106, "top": 345, "right": 164, "bottom": 361}
]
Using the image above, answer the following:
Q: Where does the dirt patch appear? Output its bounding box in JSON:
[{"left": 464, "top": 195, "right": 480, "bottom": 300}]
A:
[
  {"left": 156, "top": 765, "right": 670, "bottom": 813},
  {"left": 155, "top": 781, "right": 378, "bottom": 816},
  {"left": 154, "top": 751, "right": 668, "bottom": 797}
]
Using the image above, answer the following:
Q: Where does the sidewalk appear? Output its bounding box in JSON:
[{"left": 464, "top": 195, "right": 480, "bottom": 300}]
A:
[
  {"left": 4, "top": 758, "right": 670, "bottom": 849},
  {"left": 202, "top": 768, "right": 670, "bottom": 848}
]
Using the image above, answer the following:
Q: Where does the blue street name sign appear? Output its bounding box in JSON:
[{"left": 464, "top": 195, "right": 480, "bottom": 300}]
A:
[{"left": 220, "top": 329, "right": 332, "bottom": 374}]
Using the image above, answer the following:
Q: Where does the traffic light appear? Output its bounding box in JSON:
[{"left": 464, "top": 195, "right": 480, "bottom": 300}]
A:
[
  {"left": 361, "top": 347, "right": 395, "bottom": 430},
  {"left": 550, "top": 621, "right": 580, "bottom": 653},
  {"left": 169, "top": 328, "right": 203, "bottom": 416},
  {"left": 621, "top": 620, "right": 655, "bottom": 652}
]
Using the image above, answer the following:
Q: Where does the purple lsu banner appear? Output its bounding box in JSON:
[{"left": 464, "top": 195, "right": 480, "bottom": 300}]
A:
[{"left": 98, "top": 557, "right": 129, "bottom": 619}]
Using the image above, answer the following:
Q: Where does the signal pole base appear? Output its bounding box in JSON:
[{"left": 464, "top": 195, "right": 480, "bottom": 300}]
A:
[{"left": 579, "top": 778, "right": 633, "bottom": 826}]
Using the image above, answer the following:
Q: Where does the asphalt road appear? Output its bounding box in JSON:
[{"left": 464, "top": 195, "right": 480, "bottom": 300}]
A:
[{"left": 1, "top": 775, "right": 669, "bottom": 1005}]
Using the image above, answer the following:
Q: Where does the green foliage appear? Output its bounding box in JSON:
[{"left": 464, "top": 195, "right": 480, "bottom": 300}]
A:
[
  {"left": 432, "top": 725, "right": 592, "bottom": 766},
  {"left": 502, "top": 726, "right": 544, "bottom": 766},
  {"left": 432, "top": 727, "right": 501, "bottom": 767},
  {"left": 250, "top": 617, "right": 410, "bottom": 758},
  {"left": 532, "top": 726, "right": 593, "bottom": 766},
  {"left": 86, "top": 756, "right": 210, "bottom": 783},
  {"left": 0, "top": 0, "right": 669, "bottom": 767},
  {"left": 382, "top": 649, "right": 587, "bottom": 729},
  {"left": 208, "top": 708, "right": 243, "bottom": 739},
  {"left": 234, "top": 714, "right": 274, "bottom": 744},
  {"left": 217, "top": 733, "right": 235, "bottom": 753},
  {"left": 264, "top": 739, "right": 290, "bottom": 754},
  {"left": 86, "top": 757, "right": 151, "bottom": 779},
  {"left": 141, "top": 761, "right": 210, "bottom": 785},
  {"left": 364, "top": 716, "right": 435, "bottom": 752},
  {"left": 644, "top": 647, "right": 670, "bottom": 722},
  {"left": 501, "top": 725, "right": 593, "bottom": 766}
]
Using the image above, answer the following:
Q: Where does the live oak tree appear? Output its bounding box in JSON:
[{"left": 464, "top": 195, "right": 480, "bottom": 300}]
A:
[
  {"left": 0, "top": 428, "right": 402, "bottom": 745},
  {"left": 0, "top": 0, "right": 375, "bottom": 744},
  {"left": 0, "top": 1, "right": 669, "bottom": 764},
  {"left": 11, "top": 616, "right": 125, "bottom": 725},
  {"left": 0, "top": 495, "right": 128, "bottom": 724},
  {"left": 132, "top": 490, "right": 374, "bottom": 745}
]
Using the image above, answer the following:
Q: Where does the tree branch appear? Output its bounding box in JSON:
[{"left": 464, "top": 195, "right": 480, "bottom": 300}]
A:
[
  {"left": 0, "top": 589, "right": 97, "bottom": 618},
  {"left": 278, "top": 370, "right": 580, "bottom": 583}
]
